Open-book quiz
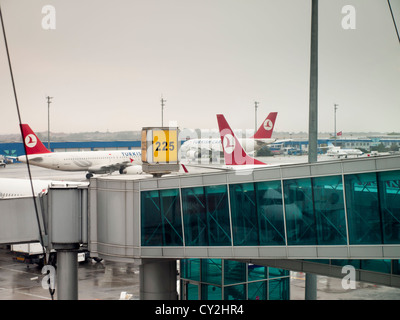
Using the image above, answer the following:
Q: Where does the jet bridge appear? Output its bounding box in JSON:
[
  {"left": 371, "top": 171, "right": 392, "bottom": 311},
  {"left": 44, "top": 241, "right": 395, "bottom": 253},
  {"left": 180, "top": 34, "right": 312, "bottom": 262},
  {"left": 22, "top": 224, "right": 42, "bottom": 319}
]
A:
[
  {"left": 87, "top": 155, "right": 400, "bottom": 297},
  {"left": 89, "top": 155, "right": 400, "bottom": 262}
]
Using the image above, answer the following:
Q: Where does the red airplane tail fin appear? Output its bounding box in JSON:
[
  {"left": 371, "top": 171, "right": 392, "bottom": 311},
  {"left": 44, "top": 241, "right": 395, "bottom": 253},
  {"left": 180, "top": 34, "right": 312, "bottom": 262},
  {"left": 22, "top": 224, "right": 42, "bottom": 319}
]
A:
[
  {"left": 20, "top": 124, "right": 52, "bottom": 155},
  {"left": 216, "top": 114, "right": 265, "bottom": 166},
  {"left": 251, "top": 112, "right": 278, "bottom": 139}
]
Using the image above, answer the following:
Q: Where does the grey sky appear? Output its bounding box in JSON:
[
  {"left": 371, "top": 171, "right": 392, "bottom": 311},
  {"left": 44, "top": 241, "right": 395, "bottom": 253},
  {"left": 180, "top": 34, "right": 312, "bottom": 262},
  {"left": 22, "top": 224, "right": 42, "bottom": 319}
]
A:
[{"left": 0, "top": 0, "right": 399, "bottom": 135}]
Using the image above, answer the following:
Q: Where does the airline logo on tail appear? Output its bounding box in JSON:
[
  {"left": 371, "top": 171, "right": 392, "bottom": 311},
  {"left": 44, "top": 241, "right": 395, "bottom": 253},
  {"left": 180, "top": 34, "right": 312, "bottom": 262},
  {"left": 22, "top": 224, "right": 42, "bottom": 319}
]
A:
[
  {"left": 264, "top": 119, "right": 273, "bottom": 131},
  {"left": 252, "top": 112, "right": 277, "bottom": 139},
  {"left": 223, "top": 134, "right": 235, "bottom": 154},
  {"left": 25, "top": 134, "right": 38, "bottom": 148},
  {"left": 217, "top": 114, "right": 266, "bottom": 166},
  {"left": 20, "top": 124, "right": 52, "bottom": 155}
]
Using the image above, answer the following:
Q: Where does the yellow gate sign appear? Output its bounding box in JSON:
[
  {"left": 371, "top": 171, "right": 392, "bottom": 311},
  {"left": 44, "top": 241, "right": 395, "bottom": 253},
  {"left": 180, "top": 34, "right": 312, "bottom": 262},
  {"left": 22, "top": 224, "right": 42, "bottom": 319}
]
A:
[
  {"left": 153, "top": 129, "right": 178, "bottom": 163},
  {"left": 141, "top": 127, "right": 179, "bottom": 165}
]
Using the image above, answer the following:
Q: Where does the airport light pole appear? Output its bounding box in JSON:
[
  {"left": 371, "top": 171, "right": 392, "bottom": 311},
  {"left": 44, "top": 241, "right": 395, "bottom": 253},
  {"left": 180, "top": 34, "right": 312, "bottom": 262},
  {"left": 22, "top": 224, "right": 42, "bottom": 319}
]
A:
[
  {"left": 308, "top": 0, "right": 318, "bottom": 165},
  {"left": 334, "top": 103, "right": 338, "bottom": 146},
  {"left": 306, "top": 0, "right": 318, "bottom": 301},
  {"left": 46, "top": 96, "right": 53, "bottom": 149},
  {"left": 161, "top": 95, "right": 166, "bottom": 127},
  {"left": 254, "top": 101, "right": 259, "bottom": 133}
]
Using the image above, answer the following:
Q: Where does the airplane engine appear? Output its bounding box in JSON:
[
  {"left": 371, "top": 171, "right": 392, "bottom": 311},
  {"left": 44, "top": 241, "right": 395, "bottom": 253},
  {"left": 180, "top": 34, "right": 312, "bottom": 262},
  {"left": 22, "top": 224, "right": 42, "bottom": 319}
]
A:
[
  {"left": 122, "top": 165, "right": 142, "bottom": 174},
  {"left": 187, "top": 150, "right": 199, "bottom": 159}
]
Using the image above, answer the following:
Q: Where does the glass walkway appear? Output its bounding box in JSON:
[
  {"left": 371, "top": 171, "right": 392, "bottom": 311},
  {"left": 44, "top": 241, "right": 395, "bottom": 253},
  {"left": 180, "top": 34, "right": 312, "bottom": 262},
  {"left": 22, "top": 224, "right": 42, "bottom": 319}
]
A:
[
  {"left": 89, "top": 155, "right": 400, "bottom": 260},
  {"left": 141, "top": 170, "right": 400, "bottom": 248}
]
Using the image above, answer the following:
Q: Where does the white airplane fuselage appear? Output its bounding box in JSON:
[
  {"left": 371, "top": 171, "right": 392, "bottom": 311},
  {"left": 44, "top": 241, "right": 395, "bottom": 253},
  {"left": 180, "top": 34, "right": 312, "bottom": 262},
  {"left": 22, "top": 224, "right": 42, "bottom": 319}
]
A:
[
  {"left": 327, "top": 147, "right": 363, "bottom": 157},
  {"left": 181, "top": 138, "right": 276, "bottom": 158},
  {"left": 18, "top": 150, "right": 142, "bottom": 173}
]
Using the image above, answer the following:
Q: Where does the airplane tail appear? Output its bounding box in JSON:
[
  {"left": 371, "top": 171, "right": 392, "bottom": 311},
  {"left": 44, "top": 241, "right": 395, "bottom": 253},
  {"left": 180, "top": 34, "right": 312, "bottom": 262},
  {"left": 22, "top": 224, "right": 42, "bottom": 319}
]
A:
[
  {"left": 216, "top": 114, "right": 266, "bottom": 165},
  {"left": 20, "top": 124, "right": 52, "bottom": 155},
  {"left": 251, "top": 112, "right": 277, "bottom": 139}
]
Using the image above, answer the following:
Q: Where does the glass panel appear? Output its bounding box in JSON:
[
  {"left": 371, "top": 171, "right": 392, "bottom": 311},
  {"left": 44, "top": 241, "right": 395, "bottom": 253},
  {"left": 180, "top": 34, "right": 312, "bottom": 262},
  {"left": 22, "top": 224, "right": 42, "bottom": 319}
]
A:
[
  {"left": 268, "top": 267, "right": 289, "bottom": 279},
  {"left": 224, "top": 260, "right": 246, "bottom": 285},
  {"left": 269, "top": 278, "right": 290, "bottom": 300},
  {"left": 187, "top": 283, "right": 199, "bottom": 300},
  {"left": 393, "top": 260, "right": 400, "bottom": 275},
  {"left": 256, "top": 180, "right": 286, "bottom": 245},
  {"left": 361, "top": 260, "right": 391, "bottom": 274},
  {"left": 378, "top": 171, "right": 400, "bottom": 244},
  {"left": 248, "top": 264, "right": 268, "bottom": 282},
  {"left": 141, "top": 190, "right": 162, "bottom": 246},
  {"left": 224, "top": 284, "right": 246, "bottom": 300},
  {"left": 283, "top": 178, "right": 317, "bottom": 245},
  {"left": 201, "top": 284, "right": 222, "bottom": 300},
  {"left": 160, "top": 189, "right": 183, "bottom": 246},
  {"left": 182, "top": 186, "right": 231, "bottom": 246},
  {"left": 312, "top": 175, "right": 347, "bottom": 245},
  {"left": 182, "top": 187, "right": 208, "bottom": 246},
  {"left": 181, "top": 259, "right": 201, "bottom": 281},
  {"left": 229, "top": 183, "right": 259, "bottom": 245},
  {"left": 331, "top": 259, "right": 361, "bottom": 269},
  {"left": 205, "top": 185, "right": 231, "bottom": 246},
  {"left": 344, "top": 173, "right": 382, "bottom": 244},
  {"left": 201, "top": 259, "right": 222, "bottom": 285},
  {"left": 248, "top": 281, "right": 267, "bottom": 300}
]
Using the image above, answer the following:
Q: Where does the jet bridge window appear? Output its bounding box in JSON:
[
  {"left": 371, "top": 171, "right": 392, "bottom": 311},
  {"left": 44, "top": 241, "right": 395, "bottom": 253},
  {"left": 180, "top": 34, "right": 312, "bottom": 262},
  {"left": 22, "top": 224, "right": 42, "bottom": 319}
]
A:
[
  {"left": 312, "top": 175, "right": 347, "bottom": 245},
  {"left": 181, "top": 185, "right": 231, "bottom": 246},
  {"left": 378, "top": 170, "right": 400, "bottom": 244},
  {"left": 283, "top": 178, "right": 316, "bottom": 246},
  {"left": 344, "top": 173, "right": 382, "bottom": 245},
  {"left": 141, "top": 188, "right": 183, "bottom": 246}
]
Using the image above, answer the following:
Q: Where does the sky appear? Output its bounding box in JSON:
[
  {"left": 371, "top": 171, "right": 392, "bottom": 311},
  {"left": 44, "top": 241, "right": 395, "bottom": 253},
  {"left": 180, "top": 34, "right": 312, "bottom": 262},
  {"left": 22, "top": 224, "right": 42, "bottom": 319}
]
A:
[{"left": 0, "top": 0, "right": 399, "bottom": 135}]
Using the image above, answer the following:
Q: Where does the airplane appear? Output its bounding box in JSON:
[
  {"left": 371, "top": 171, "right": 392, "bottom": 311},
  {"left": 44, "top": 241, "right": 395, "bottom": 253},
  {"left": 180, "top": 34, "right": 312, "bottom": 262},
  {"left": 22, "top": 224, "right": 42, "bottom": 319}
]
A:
[
  {"left": 216, "top": 114, "right": 267, "bottom": 167},
  {"left": 180, "top": 112, "right": 278, "bottom": 160},
  {"left": 0, "top": 177, "right": 89, "bottom": 199},
  {"left": 325, "top": 142, "right": 364, "bottom": 158},
  {"left": 17, "top": 124, "right": 143, "bottom": 179}
]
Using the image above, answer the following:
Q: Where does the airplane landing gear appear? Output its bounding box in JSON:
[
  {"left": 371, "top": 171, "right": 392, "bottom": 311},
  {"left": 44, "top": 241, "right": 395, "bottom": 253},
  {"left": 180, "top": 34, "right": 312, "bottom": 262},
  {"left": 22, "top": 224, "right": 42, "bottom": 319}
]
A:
[{"left": 86, "top": 173, "right": 93, "bottom": 179}]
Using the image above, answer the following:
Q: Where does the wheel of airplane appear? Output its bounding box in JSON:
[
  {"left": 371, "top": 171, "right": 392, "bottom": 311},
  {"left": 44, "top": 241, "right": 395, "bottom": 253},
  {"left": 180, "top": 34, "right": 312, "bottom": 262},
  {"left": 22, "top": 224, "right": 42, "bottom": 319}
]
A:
[{"left": 86, "top": 173, "right": 93, "bottom": 179}]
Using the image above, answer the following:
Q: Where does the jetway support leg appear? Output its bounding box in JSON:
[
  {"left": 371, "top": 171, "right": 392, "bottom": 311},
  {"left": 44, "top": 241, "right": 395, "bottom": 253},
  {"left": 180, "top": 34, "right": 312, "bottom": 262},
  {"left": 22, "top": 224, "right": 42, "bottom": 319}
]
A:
[
  {"left": 57, "top": 250, "right": 78, "bottom": 300},
  {"left": 305, "top": 273, "right": 317, "bottom": 300},
  {"left": 139, "top": 259, "right": 177, "bottom": 300}
]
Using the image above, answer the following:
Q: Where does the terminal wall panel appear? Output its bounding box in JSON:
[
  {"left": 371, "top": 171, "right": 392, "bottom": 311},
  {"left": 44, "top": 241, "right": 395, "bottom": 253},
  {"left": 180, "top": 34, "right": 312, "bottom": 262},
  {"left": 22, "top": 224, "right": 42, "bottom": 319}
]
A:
[
  {"left": 382, "top": 246, "right": 400, "bottom": 258},
  {"left": 140, "top": 179, "right": 158, "bottom": 191},
  {"left": 376, "top": 157, "right": 400, "bottom": 171},
  {"left": 180, "top": 176, "right": 204, "bottom": 188},
  {"left": 97, "top": 189, "right": 127, "bottom": 246},
  {"left": 342, "top": 159, "right": 376, "bottom": 173},
  {"left": 125, "top": 188, "right": 134, "bottom": 247},
  {"left": 287, "top": 246, "right": 317, "bottom": 258},
  {"left": 208, "top": 247, "right": 234, "bottom": 258},
  {"left": 88, "top": 185, "right": 98, "bottom": 254},
  {"left": 132, "top": 191, "right": 141, "bottom": 247},
  {"left": 232, "top": 247, "right": 259, "bottom": 258},
  {"left": 163, "top": 248, "right": 185, "bottom": 258},
  {"left": 310, "top": 162, "right": 342, "bottom": 177},
  {"left": 348, "top": 246, "right": 383, "bottom": 258},
  {"left": 281, "top": 165, "right": 311, "bottom": 179},
  {"left": 253, "top": 168, "right": 281, "bottom": 182},
  {"left": 0, "top": 198, "right": 40, "bottom": 244},
  {"left": 140, "top": 247, "right": 163, "bottom": 257},
  {"left": 316, "top": 246, "right": 348, "bottom": 259},
  {"left": 184, "top": 247, "right": 208, "bottom": 258},
  {"left": 202, "top": 173, "right": 227, "bottom": 186},
  {"left": 227, "top": 171, "right": 255, "bottom": 184},
  {"left": 158, "top": 177, "right": 180, "bottom": 189},
  {"left": 258, "top": 247, "right": 288, "bottom": 258}
]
